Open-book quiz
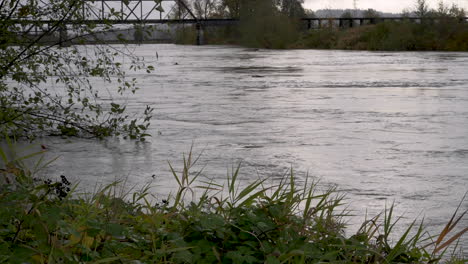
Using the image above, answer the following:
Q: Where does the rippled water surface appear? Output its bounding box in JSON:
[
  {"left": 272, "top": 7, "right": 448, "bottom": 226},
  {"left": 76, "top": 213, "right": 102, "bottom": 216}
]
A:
[{"left": 40, "top": 44, "right": 467, "bottom": 252}]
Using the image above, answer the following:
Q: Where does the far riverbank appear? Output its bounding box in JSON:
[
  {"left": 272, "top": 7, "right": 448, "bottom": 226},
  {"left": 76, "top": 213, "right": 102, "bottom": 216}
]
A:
[{"left": 175, "top": 19, "right": 468, "bottom": 51}]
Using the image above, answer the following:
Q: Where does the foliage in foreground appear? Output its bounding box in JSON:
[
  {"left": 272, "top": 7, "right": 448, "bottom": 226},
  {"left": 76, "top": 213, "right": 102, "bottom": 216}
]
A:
[
  {"left": 1, "top": 0, "right": 156, "bottom": 140},
  {"left": 0, "top": 146, "right": 466, "bottom": 263}
]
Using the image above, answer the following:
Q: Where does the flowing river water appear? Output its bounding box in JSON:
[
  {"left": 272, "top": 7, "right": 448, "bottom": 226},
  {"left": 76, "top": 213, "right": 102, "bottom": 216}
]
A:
[{"left": 36, "top": 44, "right": 467, "bottom": 253}]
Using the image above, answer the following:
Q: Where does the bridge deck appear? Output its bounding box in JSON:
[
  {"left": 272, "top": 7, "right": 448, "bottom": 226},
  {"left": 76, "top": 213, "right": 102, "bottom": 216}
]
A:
[
  {"left": 10, "top": 17, "right": 467, "bottom": 27},
  {"left": 302, "top": 16, "right": 468, "bottom": 29}
]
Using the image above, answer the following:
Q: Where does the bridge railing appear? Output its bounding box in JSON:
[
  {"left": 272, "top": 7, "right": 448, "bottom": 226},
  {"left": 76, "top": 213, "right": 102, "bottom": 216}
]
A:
[{"left": 302, "top": 17, "right": 468, "bottom": 29}]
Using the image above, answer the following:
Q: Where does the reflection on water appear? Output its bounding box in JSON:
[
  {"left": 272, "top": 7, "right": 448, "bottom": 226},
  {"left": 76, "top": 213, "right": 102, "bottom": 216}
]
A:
[{"left": 37, "top": 45, "right": 467, "bottom": 253}]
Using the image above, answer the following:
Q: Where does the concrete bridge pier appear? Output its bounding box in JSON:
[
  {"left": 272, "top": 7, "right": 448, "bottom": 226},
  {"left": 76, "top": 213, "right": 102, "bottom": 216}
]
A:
[
  {"left": 59, "top": 26, "right": 70, "bottom": 47},
  {"left": 196, "top": 23, "right": 204, "bottom": 45}
]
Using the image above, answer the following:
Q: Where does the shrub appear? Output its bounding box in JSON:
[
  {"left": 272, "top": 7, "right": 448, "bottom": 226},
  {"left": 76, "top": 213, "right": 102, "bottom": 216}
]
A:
[
  {"left": 298, "top": 20, "right": 468, "bottom": 51},
  {"left": 294, "top": 28, "right": 339, "bottom": 49}
]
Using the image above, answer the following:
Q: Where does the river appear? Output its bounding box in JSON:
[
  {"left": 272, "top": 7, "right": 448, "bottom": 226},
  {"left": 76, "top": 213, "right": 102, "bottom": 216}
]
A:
[{"left": 37, "top": 44, "right": 467, "bottom": 253}]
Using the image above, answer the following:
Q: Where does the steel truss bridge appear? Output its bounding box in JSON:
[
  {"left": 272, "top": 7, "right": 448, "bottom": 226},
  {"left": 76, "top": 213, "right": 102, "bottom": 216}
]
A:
[
  {"left": 9, "top": 0, "right": 235, "bottom": 45},
  {"left": 7, "top": 0, "right": 468, "bottom": 45},
  {"left": 74, "top": 0, "right": 235, "bottom": 26}
]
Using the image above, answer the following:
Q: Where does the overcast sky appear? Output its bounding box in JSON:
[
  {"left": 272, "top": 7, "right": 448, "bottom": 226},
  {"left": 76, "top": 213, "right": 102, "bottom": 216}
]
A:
[{"left": 303, "top": 0, "right": 468, "bottom": 13}]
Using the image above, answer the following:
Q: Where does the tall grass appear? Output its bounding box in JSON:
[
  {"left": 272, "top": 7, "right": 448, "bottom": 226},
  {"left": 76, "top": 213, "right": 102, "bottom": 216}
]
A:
[{"left": 0, "top": 144, "right": 466, "bottom": 263}]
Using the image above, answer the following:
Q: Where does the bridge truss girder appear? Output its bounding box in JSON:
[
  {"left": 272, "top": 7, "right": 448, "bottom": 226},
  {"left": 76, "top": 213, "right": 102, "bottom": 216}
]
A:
[
  {"left": 81, "top": 0, "right": 198, "bottom": 23},
  {"left": 6, "top": 0, "right": 204, "bottom": 43}
]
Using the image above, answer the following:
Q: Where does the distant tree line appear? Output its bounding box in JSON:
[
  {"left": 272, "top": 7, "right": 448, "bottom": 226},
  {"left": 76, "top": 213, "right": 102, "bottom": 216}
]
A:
[
  {"left": 171, "top": 0, "right": 306, "bottom": 19},
  {"left": 295, "top": 0, "right": 468, "bottom": 51},
  {"left": 411, "top": 0, "right": 466, "bottom": 17},
  {"left": 172, "top": 0, "right": 310, "bottom": 48},
  {"left": 173, "top": 0, "right": 468, "bottom": 50}
]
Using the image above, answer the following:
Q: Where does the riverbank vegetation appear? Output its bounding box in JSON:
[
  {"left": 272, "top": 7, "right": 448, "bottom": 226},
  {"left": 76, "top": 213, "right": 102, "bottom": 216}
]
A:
[
  {"left": 0, "top": 144, "right": 467, "bottom": 263},
  {"left": 293, "top": 3, "right": 468, "bottom": 51},
  {"left": 293, "top": 19, "right": 468, "bottom": 51},
  {"left": 175, "top": 0, "right": 468, "bottom": 51}
]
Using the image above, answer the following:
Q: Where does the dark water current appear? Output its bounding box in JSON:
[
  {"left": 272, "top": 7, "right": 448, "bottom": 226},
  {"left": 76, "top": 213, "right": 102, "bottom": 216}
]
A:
[{"left": 36, "top": 44, "right": 467, "bottom": 253}]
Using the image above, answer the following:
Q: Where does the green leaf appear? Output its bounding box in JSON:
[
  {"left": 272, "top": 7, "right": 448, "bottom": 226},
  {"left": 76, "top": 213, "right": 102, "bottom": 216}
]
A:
[
  {"left": 265, "top": 256, "right": 281, "bottom": 264},
  {"left": 105, "top": 223, "right": 125, "bottom": 238},
  {"left": 199, "top": 214, "right": 225, "bottom": 230},
  {"left": 92, "top": 257, "right": 122, "bottom": 263}
]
